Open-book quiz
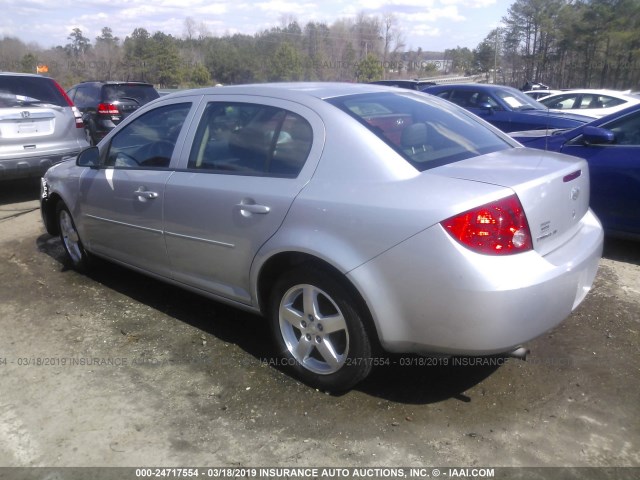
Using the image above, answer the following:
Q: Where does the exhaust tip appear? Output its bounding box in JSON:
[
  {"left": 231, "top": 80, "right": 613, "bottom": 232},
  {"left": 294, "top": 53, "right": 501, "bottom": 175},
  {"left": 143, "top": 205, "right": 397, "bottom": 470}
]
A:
[{"left": 508, "top": 346, "right": 529, "bottom": 361}]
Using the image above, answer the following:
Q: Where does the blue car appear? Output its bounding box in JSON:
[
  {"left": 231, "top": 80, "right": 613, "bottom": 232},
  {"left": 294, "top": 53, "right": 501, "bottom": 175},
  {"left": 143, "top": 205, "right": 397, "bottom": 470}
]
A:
[
  {"left": 422, "top": 84, "right": 592, "bottom": 133},
  {"left": 511, "top": 104, "right": 640, "bottom": 238}
]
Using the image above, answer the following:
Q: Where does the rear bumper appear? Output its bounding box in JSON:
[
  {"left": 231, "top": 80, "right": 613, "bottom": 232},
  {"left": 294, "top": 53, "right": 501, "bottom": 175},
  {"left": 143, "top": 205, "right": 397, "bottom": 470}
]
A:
[
  {"left": 0, "top": 151, "right": 81, "bottom": 181},
  {"left": 348, "top": 209, "right": 604, "bottom": 355}
]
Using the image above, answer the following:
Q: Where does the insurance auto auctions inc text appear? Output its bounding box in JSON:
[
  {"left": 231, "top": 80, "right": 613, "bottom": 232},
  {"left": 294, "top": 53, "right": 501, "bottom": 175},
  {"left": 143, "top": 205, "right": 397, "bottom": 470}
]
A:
[{"left": 231, "top": 467, "right": 495, "bottom": 478}]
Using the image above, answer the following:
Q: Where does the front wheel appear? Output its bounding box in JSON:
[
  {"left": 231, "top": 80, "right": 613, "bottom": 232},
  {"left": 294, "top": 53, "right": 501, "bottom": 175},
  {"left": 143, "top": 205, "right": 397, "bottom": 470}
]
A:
[
  {"left": 269, "top": 267, "right": 372, "bottom": 391},
  {"left": 56, "top": 202, "right": 90, "bottom": 272}
]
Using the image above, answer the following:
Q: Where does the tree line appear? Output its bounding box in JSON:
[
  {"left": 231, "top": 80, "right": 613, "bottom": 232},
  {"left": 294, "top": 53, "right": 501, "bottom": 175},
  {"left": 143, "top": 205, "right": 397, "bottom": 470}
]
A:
[
  {"left": 466, "top": 0, "right": 640, "bottom": 89},
  {"left": 0, "top": 0, "right": 638, "bottom": 90}
]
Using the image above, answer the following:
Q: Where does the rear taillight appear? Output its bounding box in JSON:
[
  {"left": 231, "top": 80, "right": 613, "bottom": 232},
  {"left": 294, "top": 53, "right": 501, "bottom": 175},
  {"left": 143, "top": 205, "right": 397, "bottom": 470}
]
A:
[
  {"left": 97, "top": 103, "right": 119, "bottom": 115},
  {"left": 441, "top": 194, "right": 532, "bottom": 255},
  {"left": 51, "top": 79, "right": 84, "bottom": 128},
  {"left": 71, "top": 106, "right": 84, "bottom": 128}
]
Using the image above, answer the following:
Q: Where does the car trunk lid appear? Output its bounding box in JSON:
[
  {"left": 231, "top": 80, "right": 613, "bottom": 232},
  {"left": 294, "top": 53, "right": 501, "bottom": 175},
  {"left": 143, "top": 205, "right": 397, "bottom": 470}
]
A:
[
  {"left": 0, "top": 105, "right": 75, "bottom": 151},
  {"left": 433, "top": 147, "right": 591, "bottom": 256}
]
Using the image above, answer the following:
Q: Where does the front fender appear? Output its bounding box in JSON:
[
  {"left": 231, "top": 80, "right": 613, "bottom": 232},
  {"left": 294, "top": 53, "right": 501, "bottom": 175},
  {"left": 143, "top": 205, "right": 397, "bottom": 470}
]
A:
[{"left": 40, "top": 160, "right": 84, "bottom": 236}]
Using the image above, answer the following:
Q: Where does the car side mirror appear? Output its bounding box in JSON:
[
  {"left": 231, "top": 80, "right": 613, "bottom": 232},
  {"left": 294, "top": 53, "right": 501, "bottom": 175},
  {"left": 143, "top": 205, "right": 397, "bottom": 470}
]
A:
[
  {"left": 583, "top": 126, "right": 615, "bottom": 146},
  {"left": 477, "top": 102, "right": 493, "bottom": 115},
  {"left": 76, "top": 146, "right": 101, "bottom": 168}
]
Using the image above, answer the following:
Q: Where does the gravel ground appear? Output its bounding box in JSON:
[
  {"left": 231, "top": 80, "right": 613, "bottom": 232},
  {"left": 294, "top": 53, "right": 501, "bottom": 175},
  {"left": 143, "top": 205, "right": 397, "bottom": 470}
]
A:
[{"left": 0, "top": 180, "right": 638, "bottom": 479}]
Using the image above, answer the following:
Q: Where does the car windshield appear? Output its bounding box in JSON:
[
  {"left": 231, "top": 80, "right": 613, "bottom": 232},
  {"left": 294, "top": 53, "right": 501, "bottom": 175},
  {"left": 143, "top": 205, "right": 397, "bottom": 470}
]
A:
[
  {"left": 495, "top": 88, "right": 547, "bottom": 111},
  {"left": 103, "top": 84, "right": 159, "bottom": 104},
  {"left": 327, "top": 92, "right": 512, "bottom": 171},
  {"left": 0, "top": 76, "right": 68, "bottom": 108}
]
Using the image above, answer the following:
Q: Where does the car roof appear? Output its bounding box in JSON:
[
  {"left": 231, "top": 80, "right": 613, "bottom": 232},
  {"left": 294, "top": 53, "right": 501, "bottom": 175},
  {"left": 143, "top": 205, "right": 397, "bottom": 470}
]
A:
[
  {"left": 77, "top": 81, "right": 155, "bottom": 86},
  {"left": 544, "top": 89, "right": 638, "bottom": 98},
  {"left": 162, "top": 82, "right": 410, "bottom": 101},
  {"left": 593, "top": 102, "right": 640, "bottom": 123},
  {"left": 0, "top": 72, "right": 50, "bottom": 79},
  {"left": 423, "top": 83, "right": 516, "bottom": 91},
  {"left": 371, "top": 79, "right": 435, "bottom": 85}
]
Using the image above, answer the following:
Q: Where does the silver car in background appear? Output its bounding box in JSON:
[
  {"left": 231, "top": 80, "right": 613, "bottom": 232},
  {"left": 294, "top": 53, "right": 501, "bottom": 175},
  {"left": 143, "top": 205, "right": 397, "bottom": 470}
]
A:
[
  {"left": 40, "top": 83, "right": 603, "bottom": 391},
  {"left": 0, "top": 73, "right": 88, "bottom": 181}
]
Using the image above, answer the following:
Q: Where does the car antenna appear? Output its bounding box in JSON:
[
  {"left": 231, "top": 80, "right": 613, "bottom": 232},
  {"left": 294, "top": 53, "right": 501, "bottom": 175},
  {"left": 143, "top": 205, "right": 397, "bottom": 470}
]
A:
[{"left": 545, "top": 96, "right": 550, "bottom": 151}]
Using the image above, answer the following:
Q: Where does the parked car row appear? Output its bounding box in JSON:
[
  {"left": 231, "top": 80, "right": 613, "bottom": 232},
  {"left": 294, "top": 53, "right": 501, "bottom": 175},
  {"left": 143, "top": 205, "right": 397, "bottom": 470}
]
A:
[
  {"left": 0, "top": 73, "right": 88, "bottom": 181},
  {"left": 0, "top": 73, "right": 160, "bottom": 182},
  {"left": 66, "top": 81, "right": 160, "bottom": 145},
  {"left": 420, "top": 83, "right": 593, "bottom": 132}
]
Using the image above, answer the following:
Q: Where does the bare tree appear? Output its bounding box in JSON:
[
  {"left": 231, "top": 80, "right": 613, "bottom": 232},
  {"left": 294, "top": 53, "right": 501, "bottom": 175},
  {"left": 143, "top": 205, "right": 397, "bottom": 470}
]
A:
[
  {"left": 382, "top": 12, "right": 405, "bottom": 78},
  {"left": 183, "top": 17, "right": 198, "bottom": 42},
  {"left": 354, "top": 12, "right": 382, "bottom": 59}
]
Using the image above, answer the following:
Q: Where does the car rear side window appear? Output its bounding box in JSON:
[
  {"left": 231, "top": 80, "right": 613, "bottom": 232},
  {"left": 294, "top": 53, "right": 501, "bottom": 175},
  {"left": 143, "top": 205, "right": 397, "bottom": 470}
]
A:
[
  {"left": 188, "top": 102, "right": 313, "bottom": 178},
  {"left": 72, "top": 85, "right": 99, "bottom": 108},
  {"left": 327, "top": 92, "right": 511, "bottom": 171},
  {"left": 0, "top": 76, "right": 68, "bottom": 107},
  {"left": 105, "top": 103, "right": 191, "bottom": 169}
]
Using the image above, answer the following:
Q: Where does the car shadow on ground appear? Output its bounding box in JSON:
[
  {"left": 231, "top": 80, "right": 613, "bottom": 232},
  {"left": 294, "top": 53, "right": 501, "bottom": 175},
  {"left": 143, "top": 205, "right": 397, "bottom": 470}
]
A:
[
  {"left": 37, "top": 233, "right": 503, "bottom": 404},
  {"left": 356, "top": 358, "right": 501, "bottom": 404},
  {"left": 0, "top": 178, "right": 41, "bottom": 206},
  {"left": 602, "top": 236, "right": 639, "bottom": 266}
]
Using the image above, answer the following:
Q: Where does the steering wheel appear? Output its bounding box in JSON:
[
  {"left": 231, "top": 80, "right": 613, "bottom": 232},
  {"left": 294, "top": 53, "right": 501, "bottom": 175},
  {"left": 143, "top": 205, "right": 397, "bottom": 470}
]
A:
[
  {"left": 141, "top": 140, "right": 175, "bottom": 167},
  {"left": 148, "top": 140, "right": 174, "bottom": 158}
]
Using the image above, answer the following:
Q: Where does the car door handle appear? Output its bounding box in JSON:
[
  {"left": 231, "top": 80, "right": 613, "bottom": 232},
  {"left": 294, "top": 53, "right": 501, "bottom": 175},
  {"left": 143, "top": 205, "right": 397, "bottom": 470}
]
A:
[
  {"left": 236, "top": 202, "right": 271, "bottom": 215},
  {"left": 134, "top": 188, "right": 158, "bottom": 200}
]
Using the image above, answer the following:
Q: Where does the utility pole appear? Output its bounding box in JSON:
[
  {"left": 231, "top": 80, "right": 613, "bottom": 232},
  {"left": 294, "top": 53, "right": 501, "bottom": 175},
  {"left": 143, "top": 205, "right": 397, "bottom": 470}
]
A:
[{"left": 494, "top": 27, "right": 499, "bottom": 84}]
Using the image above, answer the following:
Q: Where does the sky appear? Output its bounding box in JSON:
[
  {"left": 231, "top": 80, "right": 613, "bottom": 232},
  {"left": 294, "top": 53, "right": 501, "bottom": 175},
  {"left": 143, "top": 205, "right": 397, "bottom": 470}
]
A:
[{"left": 0, "top": 0, "right": 511, "bottom": 53}]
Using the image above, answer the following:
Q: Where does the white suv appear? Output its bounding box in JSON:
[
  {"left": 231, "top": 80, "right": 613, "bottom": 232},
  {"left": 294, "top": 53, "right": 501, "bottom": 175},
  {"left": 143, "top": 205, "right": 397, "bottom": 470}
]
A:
[{"left": 0, "top": 73, "right": 88, "bottom": 181}]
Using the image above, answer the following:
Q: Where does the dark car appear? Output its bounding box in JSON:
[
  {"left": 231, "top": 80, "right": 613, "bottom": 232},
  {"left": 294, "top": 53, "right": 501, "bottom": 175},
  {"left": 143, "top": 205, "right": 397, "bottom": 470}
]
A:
[
  {"left": 0, "top": 72, "right": 88, "bottom": 181},
  {"left": 369, "top": 79, "right": 436, "bottom": 90},
  {"left": 422, "top": 84, "right": 592, "bottom": 133},
  {"left": 67, "top": 81, "right": 160, "bottom": 145},
  {"left": 511, "top": 104, "right": 640, "bottom": 238}
]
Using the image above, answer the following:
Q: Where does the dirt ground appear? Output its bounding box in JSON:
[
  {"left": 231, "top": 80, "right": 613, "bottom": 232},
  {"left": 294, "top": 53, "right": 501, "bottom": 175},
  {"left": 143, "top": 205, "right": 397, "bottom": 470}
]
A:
[{"left": 0, "top": 180, "right": 638, "bottom": 478}]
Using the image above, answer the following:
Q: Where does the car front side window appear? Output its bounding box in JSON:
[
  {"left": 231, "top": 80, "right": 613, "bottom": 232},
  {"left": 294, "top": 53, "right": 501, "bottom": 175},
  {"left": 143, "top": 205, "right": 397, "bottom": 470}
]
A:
[
  {"left": 470, "top": 92, "right": 501, "bottom": 109},
  {"left": 188, "top": 102, "right": 313, "bottom": 178},
  {"left": 105, "top": 103, "right": 191, "bottom": 169},
  {"left": 605, "top": 111, "right": 640, "bottom": 146}
]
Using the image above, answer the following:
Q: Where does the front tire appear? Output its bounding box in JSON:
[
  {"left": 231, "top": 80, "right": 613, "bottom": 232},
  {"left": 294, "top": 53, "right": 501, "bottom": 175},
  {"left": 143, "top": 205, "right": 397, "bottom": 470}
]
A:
[
  {"left": 56, "top": 202, "right": 90, "bottom": 272},
  {"left": 269, "top": 267, "right": 372, "bottom": 391}
]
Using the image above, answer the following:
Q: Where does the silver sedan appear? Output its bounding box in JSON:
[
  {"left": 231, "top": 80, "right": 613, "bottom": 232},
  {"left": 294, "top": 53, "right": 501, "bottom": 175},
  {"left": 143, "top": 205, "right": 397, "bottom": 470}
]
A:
[{"left": 40, "top": 83, "right": 603, "bottom": 391}]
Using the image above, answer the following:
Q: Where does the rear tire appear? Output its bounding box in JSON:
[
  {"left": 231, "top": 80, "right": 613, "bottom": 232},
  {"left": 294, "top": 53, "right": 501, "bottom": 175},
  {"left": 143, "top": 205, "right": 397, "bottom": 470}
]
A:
[
  {"left": 56, "top": 202, "right": 90, "bottom": 272},
  {"left": 269, "top": 266, "right": 372, "bottom": 391}
]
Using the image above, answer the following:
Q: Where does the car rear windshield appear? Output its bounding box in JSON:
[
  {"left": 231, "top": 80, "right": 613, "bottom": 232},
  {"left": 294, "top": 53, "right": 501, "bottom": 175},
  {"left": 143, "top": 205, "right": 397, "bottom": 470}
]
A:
[
  {"left": 0, "top": 76, "right": 68, "bottom": 108},
  {"left": 103, "top": 84, "right": 160, "bottom": 105},
  {"left": 326, "top": 92, "right": 512, "bottom": 171}
]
